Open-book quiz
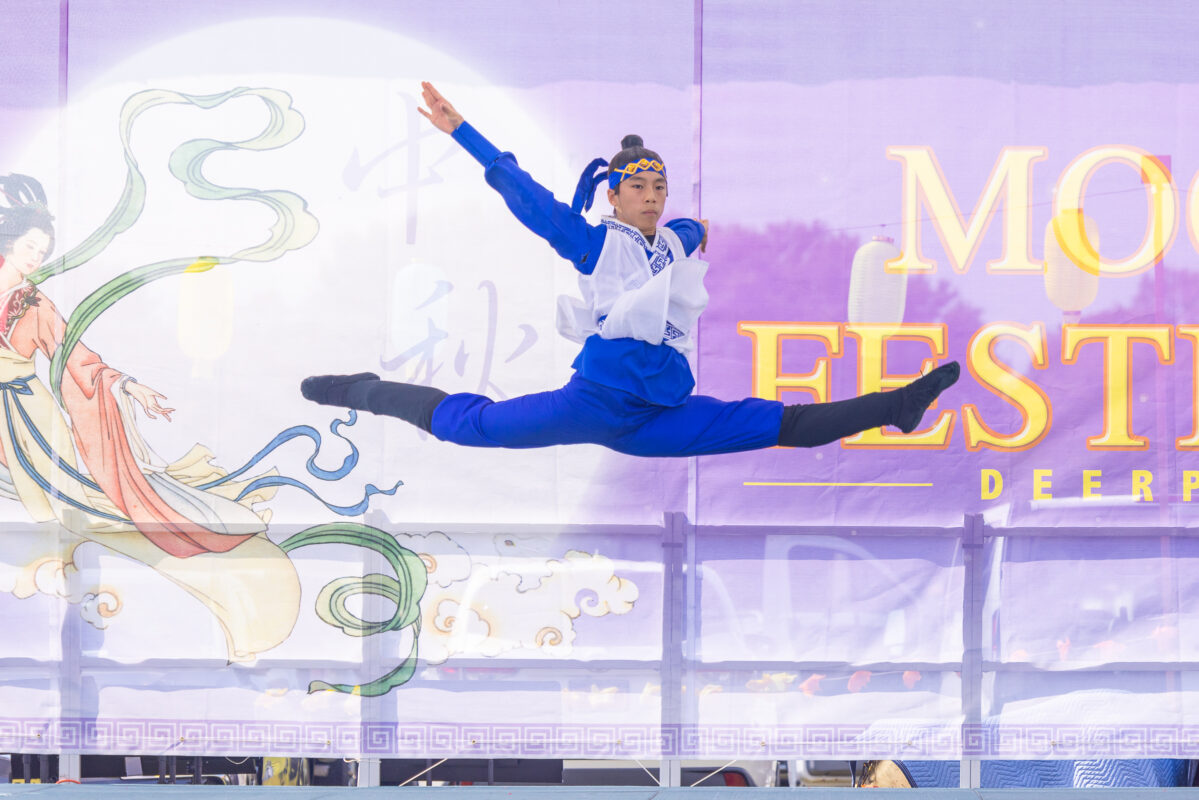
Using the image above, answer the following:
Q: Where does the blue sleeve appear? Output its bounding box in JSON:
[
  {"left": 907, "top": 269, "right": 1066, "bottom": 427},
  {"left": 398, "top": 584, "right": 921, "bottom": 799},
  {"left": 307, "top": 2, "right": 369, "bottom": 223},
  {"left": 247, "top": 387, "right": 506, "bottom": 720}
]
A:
[
  {"left": 664, "top": 218, "right": 706, "bottom": 257},
  {"left": 452, "top": 121, "right": 606, "bottom": 274}
]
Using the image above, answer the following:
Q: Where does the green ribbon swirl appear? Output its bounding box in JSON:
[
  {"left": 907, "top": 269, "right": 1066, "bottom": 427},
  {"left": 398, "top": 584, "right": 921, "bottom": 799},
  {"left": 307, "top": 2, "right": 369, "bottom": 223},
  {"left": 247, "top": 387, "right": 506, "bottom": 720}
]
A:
[{"left": 280, "top": 523, "right": 428, "bottom": 697}]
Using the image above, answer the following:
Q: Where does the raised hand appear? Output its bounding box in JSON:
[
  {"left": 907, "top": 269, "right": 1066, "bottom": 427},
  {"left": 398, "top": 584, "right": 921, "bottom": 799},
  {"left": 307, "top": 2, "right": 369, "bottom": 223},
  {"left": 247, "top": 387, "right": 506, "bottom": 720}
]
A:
[
  {"left": 418, "top": 81, "right": 464, "bottom": 134},
  {"left": 125, "top": 381, "right": 175, "bottom": 421}
]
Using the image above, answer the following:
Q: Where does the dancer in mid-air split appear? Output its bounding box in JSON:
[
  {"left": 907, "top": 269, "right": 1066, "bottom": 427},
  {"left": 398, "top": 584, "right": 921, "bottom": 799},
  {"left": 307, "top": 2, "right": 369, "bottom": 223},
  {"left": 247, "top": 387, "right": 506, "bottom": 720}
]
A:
[{"left": 303, "top": 82, "right": 959, "bottom": 457}]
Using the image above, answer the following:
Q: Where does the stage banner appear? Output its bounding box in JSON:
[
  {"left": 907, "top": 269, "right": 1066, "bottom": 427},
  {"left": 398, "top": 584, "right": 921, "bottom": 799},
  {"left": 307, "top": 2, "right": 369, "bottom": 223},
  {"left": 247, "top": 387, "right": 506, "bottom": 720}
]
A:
[
  {"left": 693, "top": 0, "right": 1199, "bottom": 763},
  {"left": 0, "top": 0, "right": 1196, "bottom": 764}
]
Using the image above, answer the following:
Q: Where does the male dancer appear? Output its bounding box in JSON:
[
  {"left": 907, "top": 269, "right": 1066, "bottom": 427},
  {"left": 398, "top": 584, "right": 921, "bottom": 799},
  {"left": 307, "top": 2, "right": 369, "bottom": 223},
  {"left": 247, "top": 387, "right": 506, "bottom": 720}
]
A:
[{"left": 303, "top": 83, "right": 959, "bottom": 457}]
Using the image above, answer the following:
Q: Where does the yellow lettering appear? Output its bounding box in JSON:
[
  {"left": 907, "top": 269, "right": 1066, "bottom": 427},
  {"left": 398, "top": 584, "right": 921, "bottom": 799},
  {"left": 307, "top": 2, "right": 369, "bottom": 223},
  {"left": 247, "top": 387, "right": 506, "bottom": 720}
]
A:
[
  {"left": 1132, "top": 469, "right": 1154, "bottom": 501},
  {"left": 843, "top": 324, "right": 954, "bottom": 447},
  {"left": 1190, "top": 170, "right": 1199, "bottom": 269},
  {"left": 1062, "top": 325, "right": 1173, "bottom": 449},
  {"left": 1177, "top": 325, "right": 1199, "bottom": 449},
  {"left": 981, "top": 469, "right": 1003, "bottom": 500},
  {"left": 737, "top": 322, "right": 842, "bottom": 402},
  {"left": 1082, "top": 469, "right": 1102, "bottom": 498},
  {"left": 887, "top": 146, "right": 1047, "bottom": 274},
  {"left": 962, "top": 322, "right": 1050, "bottom": 450},
  {"left": 1033, "top": 468, "right": 1053, "bottom": 500},
  {"left": 1184, "top": 471, "right": 1199, "bottom": 502},
  {"left": 1054, "top": 147, "right": 1177, "bottom": 276}
]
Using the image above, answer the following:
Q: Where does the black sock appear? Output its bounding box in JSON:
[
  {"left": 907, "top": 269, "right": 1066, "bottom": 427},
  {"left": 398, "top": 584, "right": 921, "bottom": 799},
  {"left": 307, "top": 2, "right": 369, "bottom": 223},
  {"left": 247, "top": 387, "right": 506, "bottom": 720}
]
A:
[
  {"left": 301, "top": 374, "right": 448, "bottom": 433},
  {"left": 776, "top": 361, "right": 961, "bottom": 447},
  {"left": 893, "top": 361, "right": 960, "bottom": 434},
  {"left": 300, "top": 372, "right": 380, "bottom": 407},
  {"left": 777, "top": 391, "right": 898, "bottom": 448},
  {"left": 359, "top": 381, "right": 449, "bottom": 433}
]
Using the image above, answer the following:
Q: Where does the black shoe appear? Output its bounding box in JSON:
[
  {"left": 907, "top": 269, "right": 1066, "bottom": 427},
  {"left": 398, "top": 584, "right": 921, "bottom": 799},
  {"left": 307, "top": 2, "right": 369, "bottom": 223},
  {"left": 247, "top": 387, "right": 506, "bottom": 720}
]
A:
[
  {"left": 894, "top": 361, "right": 960, "bottom": 433},
  {"left": 301, "top": 372, "right": 380, "bottom": 407}
]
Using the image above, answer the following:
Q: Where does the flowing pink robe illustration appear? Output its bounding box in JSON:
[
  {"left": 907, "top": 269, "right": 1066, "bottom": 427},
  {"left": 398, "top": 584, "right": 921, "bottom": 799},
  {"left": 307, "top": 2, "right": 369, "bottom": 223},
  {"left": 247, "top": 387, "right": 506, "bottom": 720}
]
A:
[{"left": 0, "top": 281, "right": 300, "bottom": 660}]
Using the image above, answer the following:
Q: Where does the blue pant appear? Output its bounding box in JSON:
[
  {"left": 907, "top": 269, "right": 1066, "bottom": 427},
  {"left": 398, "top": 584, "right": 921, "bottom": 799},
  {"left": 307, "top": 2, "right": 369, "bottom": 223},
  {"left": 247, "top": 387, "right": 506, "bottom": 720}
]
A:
[{"left": 430, "top": 374, "right": 784, "bottom": 458}]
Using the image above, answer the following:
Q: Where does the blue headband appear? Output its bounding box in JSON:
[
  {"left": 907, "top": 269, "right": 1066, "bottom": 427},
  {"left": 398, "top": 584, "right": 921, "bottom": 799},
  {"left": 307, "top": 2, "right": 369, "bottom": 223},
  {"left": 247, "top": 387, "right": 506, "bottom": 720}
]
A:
[
  {"left": 571, "top": 156, "right": 669, "bottom": 214},
  {"left": 607, "top": 157, "right": 667, "bottom": 190}
]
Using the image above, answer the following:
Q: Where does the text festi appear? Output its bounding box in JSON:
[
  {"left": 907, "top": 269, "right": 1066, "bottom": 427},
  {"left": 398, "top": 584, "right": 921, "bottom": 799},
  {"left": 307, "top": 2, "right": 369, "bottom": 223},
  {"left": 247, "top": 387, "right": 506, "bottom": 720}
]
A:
[{"left": 737, "top": 144, "right": 1199, "bottom": 500}]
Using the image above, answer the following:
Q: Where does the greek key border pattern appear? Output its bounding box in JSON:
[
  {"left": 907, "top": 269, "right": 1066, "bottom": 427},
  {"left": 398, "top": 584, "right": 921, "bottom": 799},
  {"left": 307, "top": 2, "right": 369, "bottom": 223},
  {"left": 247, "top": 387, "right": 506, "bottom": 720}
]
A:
[
  {"left": 963, "top": 724, "right": 1199, "bottom": 759},
  {"left": 3, "top": 720, "right": 1198, "bottom": 758}
]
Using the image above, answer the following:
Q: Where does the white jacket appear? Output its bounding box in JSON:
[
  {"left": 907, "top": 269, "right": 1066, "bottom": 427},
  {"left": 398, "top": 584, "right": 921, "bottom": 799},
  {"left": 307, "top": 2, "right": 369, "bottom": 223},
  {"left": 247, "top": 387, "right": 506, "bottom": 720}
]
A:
[{"left": 556, "top": 217, "right": 709, "bottom": 354}]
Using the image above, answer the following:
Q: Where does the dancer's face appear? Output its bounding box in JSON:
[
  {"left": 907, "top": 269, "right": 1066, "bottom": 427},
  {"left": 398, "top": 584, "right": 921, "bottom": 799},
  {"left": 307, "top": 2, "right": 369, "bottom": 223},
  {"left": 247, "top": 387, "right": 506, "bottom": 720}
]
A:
[
  {"left": 4, "top": 228, "right": 51, "bottom": 276},
  {"left": 608, "top": 171, "right": 667, "bottom": 236}
]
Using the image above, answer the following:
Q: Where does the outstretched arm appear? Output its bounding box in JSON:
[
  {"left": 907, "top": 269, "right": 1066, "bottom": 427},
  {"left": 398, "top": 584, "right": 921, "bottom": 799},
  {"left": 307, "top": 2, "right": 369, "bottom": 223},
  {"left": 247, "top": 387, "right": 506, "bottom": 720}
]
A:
[{"left": 418, "top": 82, "right": 606, "bottom": 272}]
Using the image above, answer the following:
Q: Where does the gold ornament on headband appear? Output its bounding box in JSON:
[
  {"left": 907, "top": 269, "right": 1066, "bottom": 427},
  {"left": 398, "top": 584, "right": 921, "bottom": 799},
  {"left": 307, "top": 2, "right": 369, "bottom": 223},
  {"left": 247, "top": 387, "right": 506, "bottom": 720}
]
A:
[{"left": 611, "top": 158, "right": 666, "bottom": 178}]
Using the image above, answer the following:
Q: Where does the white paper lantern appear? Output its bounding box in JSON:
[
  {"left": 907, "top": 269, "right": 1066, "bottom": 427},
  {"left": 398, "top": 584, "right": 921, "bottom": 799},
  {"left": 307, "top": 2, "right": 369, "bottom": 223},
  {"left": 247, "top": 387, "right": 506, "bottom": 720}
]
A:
[
  {"left": 1044, "top": 209, "right": 1100, "bottom": 323},
  {"left": 847, "top": 236, "right": 907, "bottom": 324}
]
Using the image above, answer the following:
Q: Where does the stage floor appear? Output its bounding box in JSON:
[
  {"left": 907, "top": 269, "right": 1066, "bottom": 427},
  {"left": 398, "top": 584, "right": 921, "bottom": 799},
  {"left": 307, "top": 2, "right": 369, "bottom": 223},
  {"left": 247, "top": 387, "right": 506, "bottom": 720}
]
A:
[{"left": 8, "top": 787, "right": 1199, "bottom": 798}]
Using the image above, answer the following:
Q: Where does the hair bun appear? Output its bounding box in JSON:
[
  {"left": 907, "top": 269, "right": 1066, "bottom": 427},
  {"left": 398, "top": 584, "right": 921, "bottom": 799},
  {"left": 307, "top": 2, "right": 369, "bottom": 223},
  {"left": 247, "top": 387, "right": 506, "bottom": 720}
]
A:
[{"left": 620, "top": 134, "right": 644, "bottom": 149}]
